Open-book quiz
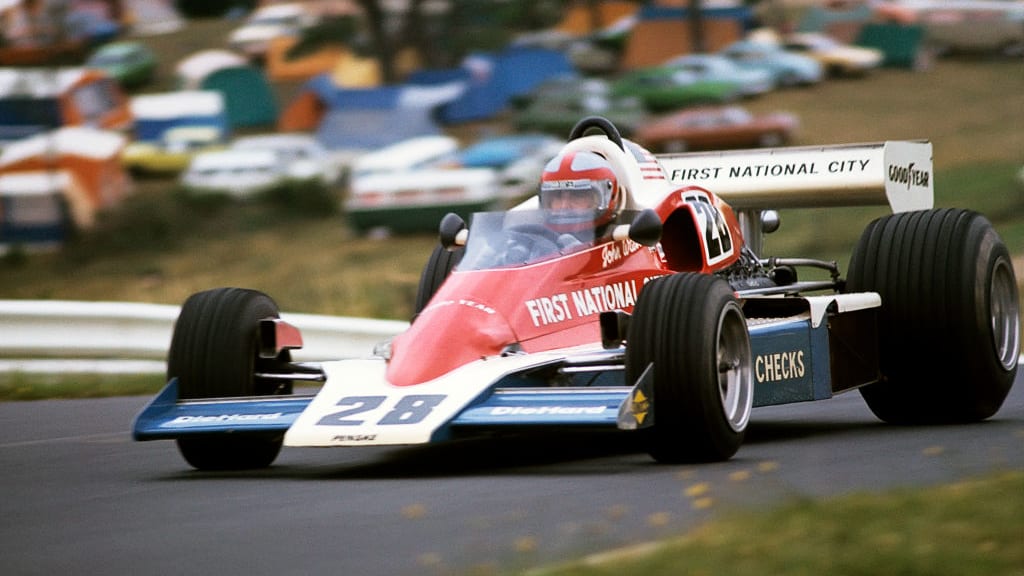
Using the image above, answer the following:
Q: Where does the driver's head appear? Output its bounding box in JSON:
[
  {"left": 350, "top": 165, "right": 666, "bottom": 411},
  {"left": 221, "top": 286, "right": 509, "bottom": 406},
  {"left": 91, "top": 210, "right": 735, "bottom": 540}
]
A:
[{"left": 539, "top": 150, "right": 620, "bottom": 232}]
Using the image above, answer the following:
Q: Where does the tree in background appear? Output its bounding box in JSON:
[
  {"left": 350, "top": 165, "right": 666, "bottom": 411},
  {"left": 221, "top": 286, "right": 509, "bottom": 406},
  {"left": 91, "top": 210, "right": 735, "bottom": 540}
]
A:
[{"left": 288, "top": 0, "right": 564, "bottom": 83}]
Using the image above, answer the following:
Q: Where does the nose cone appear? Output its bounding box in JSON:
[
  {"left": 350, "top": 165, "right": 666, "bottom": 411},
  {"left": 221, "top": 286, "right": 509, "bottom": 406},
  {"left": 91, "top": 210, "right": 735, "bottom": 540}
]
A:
[{"left": 386, "top": 298, "right": 516, "bottom": 386}]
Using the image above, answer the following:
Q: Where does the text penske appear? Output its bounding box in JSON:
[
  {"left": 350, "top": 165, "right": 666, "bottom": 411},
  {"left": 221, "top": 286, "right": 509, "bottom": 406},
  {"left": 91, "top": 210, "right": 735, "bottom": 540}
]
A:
[
  {"left": 525, "top": 276, "right": 661, "bottom": 327},
  {"left": 755, "top": 351, "right": 805, "bottom": 383},
  {"left": 670, "top": 159, "right": 871, "bottom": 182}
]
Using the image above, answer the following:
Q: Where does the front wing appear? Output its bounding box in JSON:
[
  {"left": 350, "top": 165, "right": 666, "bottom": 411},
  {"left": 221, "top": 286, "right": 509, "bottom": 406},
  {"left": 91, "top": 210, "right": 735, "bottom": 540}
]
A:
[{"left": 133, "top": 349, "right": 636, "bottom": 446}]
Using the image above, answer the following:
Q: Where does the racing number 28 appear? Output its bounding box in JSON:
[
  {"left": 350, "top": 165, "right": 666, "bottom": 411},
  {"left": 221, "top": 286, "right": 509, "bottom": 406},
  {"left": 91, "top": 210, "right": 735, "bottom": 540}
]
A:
[
  {"left": 316, "top": 395, "right": 446, "bottom": 426},
  {"left": 682, "top": 191, "right": 734, "bottom": 264}
]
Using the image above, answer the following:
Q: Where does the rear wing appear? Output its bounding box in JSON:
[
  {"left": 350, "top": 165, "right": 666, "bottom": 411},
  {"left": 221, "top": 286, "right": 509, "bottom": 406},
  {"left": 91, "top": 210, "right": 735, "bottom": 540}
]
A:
[{"left": 656, "top": 140, "right": 934, "bottom": 213}]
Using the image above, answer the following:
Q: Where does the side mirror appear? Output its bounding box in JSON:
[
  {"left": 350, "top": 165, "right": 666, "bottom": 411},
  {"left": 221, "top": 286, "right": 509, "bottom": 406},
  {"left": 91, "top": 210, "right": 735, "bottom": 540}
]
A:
[
  {"left": 439, "top": 212, "right": 467, "bottom": 249},
  {"left": 611, "top": 208, "right": 662, "bottom": 246},
  {"left": 761, "top": 209, "right": 780, "bottom": 234}
]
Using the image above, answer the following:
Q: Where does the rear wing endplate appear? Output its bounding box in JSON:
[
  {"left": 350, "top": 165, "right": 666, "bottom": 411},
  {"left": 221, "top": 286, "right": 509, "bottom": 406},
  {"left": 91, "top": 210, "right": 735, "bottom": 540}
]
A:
[{"left": 657, "top": 140, "right": 934, "bottom": 213}]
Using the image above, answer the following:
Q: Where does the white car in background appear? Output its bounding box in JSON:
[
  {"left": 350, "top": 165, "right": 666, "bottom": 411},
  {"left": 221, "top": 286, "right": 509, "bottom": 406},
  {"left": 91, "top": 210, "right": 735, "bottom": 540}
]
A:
[
  {"left": 348, "top": 135, "right": 460, "bottom": 181},
  {"left": 231, "top": 133, "right": 342, "bottom": 184},
  {"left": 227, "top": 3, "right": 320, "bottom": 61},
  {"left": 181, "top": 133, "right": 339, "bottom": 198},
  {"left": 180, "top": 149, "right": 283, "bottom": 197},
  {"left": 781, "top": 33, "right": 885, "bottom": 76},
  {"left": 345, "top": 133, "right": 562, "bottom": 234}
]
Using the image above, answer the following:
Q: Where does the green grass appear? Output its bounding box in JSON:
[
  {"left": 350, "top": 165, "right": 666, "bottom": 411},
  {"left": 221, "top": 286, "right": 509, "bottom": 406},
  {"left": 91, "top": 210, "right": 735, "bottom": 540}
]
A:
[
  {"left": 0, "top": 371, "right": 166, "bottom": 401},
  {"left": 532, "top": 471, "right": 1024, "bottom": 576}
]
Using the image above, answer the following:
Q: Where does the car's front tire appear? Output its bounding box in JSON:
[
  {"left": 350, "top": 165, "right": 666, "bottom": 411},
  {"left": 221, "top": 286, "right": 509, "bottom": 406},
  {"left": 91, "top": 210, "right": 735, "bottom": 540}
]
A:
[
  {"left": 626, "top": 273, "right": 753, "bottom": 463},
  {"left": 168, "top": 287, "right": 288, "bottom": 470}
]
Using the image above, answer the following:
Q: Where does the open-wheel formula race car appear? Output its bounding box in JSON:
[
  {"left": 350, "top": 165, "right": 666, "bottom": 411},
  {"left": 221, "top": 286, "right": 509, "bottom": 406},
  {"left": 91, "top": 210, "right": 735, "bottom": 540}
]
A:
[{"left": 133, "top": 116, "right": 1021, "bottom": 469}]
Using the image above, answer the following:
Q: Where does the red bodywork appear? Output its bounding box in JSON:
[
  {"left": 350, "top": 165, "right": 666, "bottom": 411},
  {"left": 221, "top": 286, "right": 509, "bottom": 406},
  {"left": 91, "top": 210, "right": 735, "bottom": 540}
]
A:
[{"left": 386, "top": 181, "right": 747, "bottom": 387}]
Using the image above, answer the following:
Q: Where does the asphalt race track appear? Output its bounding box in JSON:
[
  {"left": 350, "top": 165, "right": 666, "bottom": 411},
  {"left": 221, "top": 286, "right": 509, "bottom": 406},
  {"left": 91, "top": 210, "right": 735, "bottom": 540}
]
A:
[{"left": 2, "top": 370, "right": 1022, "bottom": 576}]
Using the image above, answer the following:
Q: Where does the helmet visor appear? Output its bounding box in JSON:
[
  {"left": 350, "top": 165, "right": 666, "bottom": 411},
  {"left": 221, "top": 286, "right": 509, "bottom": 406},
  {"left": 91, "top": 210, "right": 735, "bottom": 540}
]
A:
[{"left": 539, "top": 178, "right": 613, "bottom": 212}]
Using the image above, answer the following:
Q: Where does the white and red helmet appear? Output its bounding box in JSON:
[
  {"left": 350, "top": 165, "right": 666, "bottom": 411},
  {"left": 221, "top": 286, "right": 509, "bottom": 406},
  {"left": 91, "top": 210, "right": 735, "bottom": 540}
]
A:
[{"left": 539, "top": 149, "right": 620, "bottom": 231}]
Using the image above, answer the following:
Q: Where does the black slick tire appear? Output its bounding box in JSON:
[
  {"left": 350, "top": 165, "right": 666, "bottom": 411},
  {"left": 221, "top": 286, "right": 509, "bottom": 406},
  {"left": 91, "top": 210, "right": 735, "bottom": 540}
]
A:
[
  {"left": 625, "top": 273, "right": 754, "bottom": 463},
  {"left": 168, "top": 287, "right": 288, "bottom": 470},
  {"left": 847, "top": 208, "right": 1020, "bottom": 424}
]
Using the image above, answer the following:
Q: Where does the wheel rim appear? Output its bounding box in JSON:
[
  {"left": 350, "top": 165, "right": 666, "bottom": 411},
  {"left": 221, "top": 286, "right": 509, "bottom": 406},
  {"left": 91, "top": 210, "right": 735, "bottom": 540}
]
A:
[
  {"left": 717, "top": 302, "right": 753, "bottom": 432},
  {"left": 990, "top": 258, "right": 1021, "bottom": 370}
]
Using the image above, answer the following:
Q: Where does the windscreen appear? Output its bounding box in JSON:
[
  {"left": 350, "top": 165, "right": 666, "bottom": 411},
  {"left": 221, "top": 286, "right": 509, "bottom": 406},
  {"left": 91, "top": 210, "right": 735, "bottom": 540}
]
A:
[{"left": 457, "top": 210, "right": 635, "bottom": 271}]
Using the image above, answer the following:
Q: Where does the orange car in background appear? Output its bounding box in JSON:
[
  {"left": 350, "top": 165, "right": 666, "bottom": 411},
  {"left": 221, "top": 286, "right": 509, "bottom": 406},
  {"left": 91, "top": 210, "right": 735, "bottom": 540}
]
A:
[{"left": 633, "top": 105, "right": 799, "bottom": 153}]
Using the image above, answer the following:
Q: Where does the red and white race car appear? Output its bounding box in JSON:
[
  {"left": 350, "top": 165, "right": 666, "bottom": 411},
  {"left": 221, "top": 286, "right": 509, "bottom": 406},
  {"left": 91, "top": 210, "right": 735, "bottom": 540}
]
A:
[{"left": 134, "top": 117, "right": 1021, "bottom": 470}]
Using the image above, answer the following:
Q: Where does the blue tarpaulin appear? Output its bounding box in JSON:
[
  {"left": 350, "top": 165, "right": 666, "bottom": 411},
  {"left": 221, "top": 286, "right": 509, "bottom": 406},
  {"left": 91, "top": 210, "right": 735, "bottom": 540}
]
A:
[
  {"left": 304, "top": 76, "right": 404, "bottom": 109},
  {"left": 436, "top": 47, "right": 574, "bottom": 124},
  {"left": 315, "top": 108, "right": 441, "bottom": 151}
]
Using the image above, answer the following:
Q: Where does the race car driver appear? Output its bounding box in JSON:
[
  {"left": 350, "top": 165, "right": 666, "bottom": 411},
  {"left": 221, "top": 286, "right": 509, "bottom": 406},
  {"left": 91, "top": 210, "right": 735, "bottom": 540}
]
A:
[{"left": 538, "top": 149, "right": 624, "bottom": 245}]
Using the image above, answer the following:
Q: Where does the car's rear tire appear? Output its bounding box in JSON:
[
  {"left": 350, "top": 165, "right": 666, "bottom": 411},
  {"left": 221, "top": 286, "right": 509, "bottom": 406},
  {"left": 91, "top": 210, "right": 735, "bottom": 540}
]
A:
[
  {"left": 625, "top": 273, "right": 753, "bottom": 463},
  {"left": 847, "top": 209, "right": 1020, "bottom": 424},
  {"left": 413, "top": 245, "right": 463, "bottom": 317},
  {"left": 168, "top": 287, "right": 288, "bottom": 470}
]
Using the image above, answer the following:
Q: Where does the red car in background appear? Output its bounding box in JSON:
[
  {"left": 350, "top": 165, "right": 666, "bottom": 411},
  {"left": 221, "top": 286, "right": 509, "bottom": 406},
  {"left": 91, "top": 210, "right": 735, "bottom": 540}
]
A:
[{"left": 634, "top": 105, "right": 799, "bottom": 153}]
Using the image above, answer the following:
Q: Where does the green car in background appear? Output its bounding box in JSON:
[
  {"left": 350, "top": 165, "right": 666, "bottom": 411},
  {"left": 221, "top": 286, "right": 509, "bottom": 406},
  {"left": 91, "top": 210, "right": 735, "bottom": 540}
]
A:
[
  {"left": 511, "top": 75, "right": 649, "bottom": 137},
  {"left": 85, "top": 41, "right": 158, "bottom": 90},
  {"left": 611, "top": 65, "right": 742, "bottom": 113}
]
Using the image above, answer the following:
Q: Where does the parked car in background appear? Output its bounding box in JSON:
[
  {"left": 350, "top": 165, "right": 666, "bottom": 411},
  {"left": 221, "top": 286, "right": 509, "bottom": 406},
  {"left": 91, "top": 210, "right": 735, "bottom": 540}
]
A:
[
  {"left": 887, "top": 0, "right": 1024, "bottom": 55},
  {"left": 346, "top": 167, "right": 499, "bottom": 235},
  {"left": 661, "top": 53, "right": 776, "bottom": 98},
  {"left": 180, "top": 132, "right": 343, "bottom": 197},
  {"left": 345, "top": 134, "right": 561, "bottom": 234},
  {"left": 611, "top": 65, "right": 743, "bottom": 112},
  {"left": 780, "top": 33, "right": 885, "bottom": 76},
  {"left": 633, "top": 105, "right": 799, "bottom": 153},
  {"left": 231, "top": 133, "right": 342, "bottom": 184},
  {"left": 443, "top": 133, "right": 563, "bottom": 200},
  {"left": 84, "top": 41, "right": 158, "bottom": 89},
  {"left": 179, "top": 149, "right": 283, "bottom": 197},
  {"left": 512, "top": 76, "right": 649, "bottom": 137},
  {"left": 122, "top": 126, "right": 225, "bottom": 176},
  {"left": 227, "top": 2, "right": 320, "bottom": 62},
  {"left": 510, "top": 75, "right": 612, "bottom": 111},
  {"left": 565, "top": 13, "right": 638, "bottom": 74},
  {"left": 348, "top": 135, "right": 460, "bottom": 181},
  {"left": 720, "top": 39, "right": 824, "bottom": 87}
]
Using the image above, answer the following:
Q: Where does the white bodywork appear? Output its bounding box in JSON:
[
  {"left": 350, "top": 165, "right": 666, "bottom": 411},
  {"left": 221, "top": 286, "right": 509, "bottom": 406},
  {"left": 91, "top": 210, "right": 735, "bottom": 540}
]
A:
[{"left": 284, "top": 349, "right": 580, "bottom": 446}]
